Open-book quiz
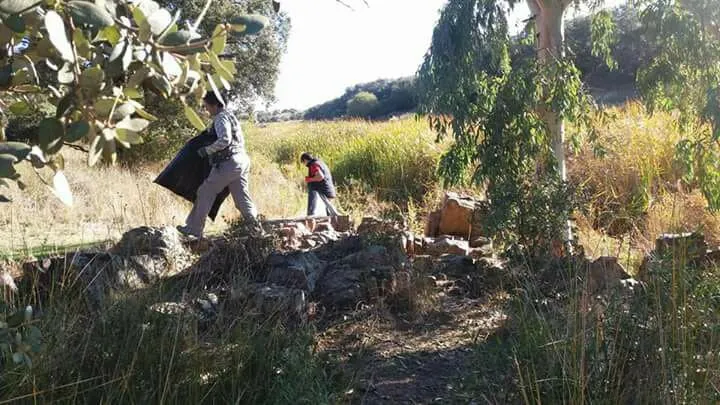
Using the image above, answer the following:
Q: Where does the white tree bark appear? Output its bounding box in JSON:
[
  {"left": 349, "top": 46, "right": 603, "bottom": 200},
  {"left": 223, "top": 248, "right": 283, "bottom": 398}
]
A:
[{"left": 528, "top": 0, "right": 574, "bottom": 246}]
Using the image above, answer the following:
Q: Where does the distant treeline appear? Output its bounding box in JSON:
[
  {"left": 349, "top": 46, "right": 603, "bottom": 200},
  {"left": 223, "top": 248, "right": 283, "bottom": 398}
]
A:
[{"left": 257, "top": 5, "right": 649, "bottom": 122}]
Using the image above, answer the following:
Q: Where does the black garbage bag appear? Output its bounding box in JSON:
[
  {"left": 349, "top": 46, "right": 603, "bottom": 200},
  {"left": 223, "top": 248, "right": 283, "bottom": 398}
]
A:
[{"left": 154, "top": 130, "right": 230, "bottom": 221}]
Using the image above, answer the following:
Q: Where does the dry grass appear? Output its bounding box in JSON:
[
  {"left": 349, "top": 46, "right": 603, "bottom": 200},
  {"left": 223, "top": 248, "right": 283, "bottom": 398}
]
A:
[
  {"left": 569, "top": 102, "right": 688, "bottom": 236},
  {"left": 5, "top": 105, "right": 720, "bottom": 262},
  {"left": 643, "top": 190, "right": 720, "bottom": 249},
  {"left": 0, "top": 147, "right": 307, "bottom": 256},
  {"left": 568, "top": 102, "right": 720, "bottom": 270}
]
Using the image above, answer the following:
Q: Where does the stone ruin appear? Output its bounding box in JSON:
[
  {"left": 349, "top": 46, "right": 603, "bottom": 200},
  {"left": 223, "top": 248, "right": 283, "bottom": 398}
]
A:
[
  {"left": 4, "top": 190, "right": 714, "bottom": 329},
  {"left": 0, "top": 200, "right": 512, "bottom": 327},
  {"left": 419, "top": 191, "right": 493, "bottom": 257}
]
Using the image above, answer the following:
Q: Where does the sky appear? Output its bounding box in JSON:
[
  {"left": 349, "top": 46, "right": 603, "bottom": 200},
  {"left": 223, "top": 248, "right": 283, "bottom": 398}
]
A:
[{"left": 267, "top": 0, "right": 624, "bottom": 111}]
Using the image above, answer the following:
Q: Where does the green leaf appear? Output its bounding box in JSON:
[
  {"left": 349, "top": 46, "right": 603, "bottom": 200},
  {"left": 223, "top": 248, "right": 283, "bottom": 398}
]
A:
[
  {"left": 208, "top": 51, "right": 233, "bottom": 82},
  {"left": 0, "top": 0, "right": 38, "bottom": 15},
  {"left": 211, "top": 24, "right": 226, "bottom": 54},
  {"left": 0, "top": 141, "right": 30, "bottom": 160},
  {"left": 229, "top": 14, "right": 268, "bottom": 36},
  {"left": 115, "top": 128, "right": 143, "bottom": 146},
  {"left": 183, "top": 105, "right": 205, "bottom": 131},
  {"left": 87, "top": 126, "right": 102, "bottom": 166},
  {"left": 221, "top": 60, "right": 236, "bottom": 76},
  {"left": 112, "top": 102, "right": 135, "bottom": 121},
  {"left": 68, "top": 0, "right": 114, "bottom": 27},
  {"left": 132, "top": 6, "right": 152, "bottom": 42},
  {"left": 123, "top": 87, "right": 142, "bottom": 99},
  {"left": 0, "top": 154, "right": 18, "bottom": 179},
  {"left": 8, "top": 101, "right": 30, "bottom": 115},
  {"left": 206, "top": 73, "right": 224, "bottom": 105},
  {"left": 44, "top": 11, "right": 74, "bottom": 62},
  {"left": 211, "top": 72, "right": 230, "bottom": 90},
  {"left": 73, "top": 28, "right": 91, "bottom": 59},
  {"left": 48, "top": 152, "right": 64, "bottom": 171},
  {"left": 94, "top": 25, "right": 120, "bottom": 45},
  {"left": 127, "top": 100, "right": 158, "bottom": 121},
  {"left": 4, "top": 14, "right": 25, "bottom": 33},
  {"left": 50, "top": 170, "right": 73, "bottom": 206},
  {"left": 101, "top": 128, "right": 116, "bottom": 163},
  {"left": 160, "top": 52, "right": 181, "bottom": 77},
  {"left": 65, "top": 121, "right": 90, "bottom": 142},
  {"left": 38, "top": 118, "right": 64, "bottom": 155},
  {"left": 145, "top": 74, "right": 171, "bottom": 98},
  {"left": 79, "top": 66, "right": 104, "bottom": 89},
  {"left": 116, "top": 116, "right": 149, "bottom": 132},
  {"left": 56, "top": 93, "right": 75, "bottom": 119},
  {"left": 28, "top": 145, "right": 46, "bottom": 168},
  {"left": 146, "top": 8, "right": 171, "bottom": 36},
  {"left": 159, "top": 29, "right": 193, "bottom": 46},
  {"left": 127, "top": 66, "right": 150, "bottom": 88}
]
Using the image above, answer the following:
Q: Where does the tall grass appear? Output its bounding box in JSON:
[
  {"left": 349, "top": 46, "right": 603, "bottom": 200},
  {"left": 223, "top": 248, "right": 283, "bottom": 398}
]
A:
[
  {"left": 569, "top": 102, "right": 689, "bottom": 236},
  {"left": 461, "top": 247, "right": 720, "bottom": 404},
  {"left": 246, "top": 117, "right": 445, "bottom": 202},
  {"left": 0, "top": 243, "right": 344, "bottom": 404},
  {"left": 0, "top": 148, "right": 306, "bottom": 256}
]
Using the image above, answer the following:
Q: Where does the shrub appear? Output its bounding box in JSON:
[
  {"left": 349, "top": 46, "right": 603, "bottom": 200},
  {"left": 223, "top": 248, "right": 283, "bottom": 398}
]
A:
[
  {"left": 304, "top": 77, "right": 418, "bottom": 121},
  {"left": 346, "top": 92, "right": 379, "bottom": 118}
]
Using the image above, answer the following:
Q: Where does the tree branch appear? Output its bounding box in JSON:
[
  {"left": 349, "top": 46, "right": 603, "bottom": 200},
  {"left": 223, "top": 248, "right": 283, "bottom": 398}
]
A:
[{"left": 63, "top": 143, "right": 89, "bottom": 153}]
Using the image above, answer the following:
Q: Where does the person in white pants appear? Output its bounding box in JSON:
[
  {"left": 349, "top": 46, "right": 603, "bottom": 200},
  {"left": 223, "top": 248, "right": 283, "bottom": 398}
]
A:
[{"left": 177, "top": 92, "right": 263, "bottom": 238}]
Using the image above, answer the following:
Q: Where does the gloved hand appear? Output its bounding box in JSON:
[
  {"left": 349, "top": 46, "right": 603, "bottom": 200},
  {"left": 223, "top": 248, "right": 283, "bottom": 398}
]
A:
[{"left": 197, "top": 147, "right": 209, "bottom": 159}]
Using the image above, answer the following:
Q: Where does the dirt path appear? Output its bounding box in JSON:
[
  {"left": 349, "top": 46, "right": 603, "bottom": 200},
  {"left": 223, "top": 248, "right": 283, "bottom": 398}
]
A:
[{"left": 317, "top": 291, "right": 509, "bottom": 404}]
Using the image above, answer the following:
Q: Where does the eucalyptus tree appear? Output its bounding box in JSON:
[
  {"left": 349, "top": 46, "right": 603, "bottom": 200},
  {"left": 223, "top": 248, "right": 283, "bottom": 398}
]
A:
[
  {"left": 418, "top": 0, "right": 720, "bottom": 252},
  {"left": 0, "top": 0, "right": 274, "bottom": 205}
]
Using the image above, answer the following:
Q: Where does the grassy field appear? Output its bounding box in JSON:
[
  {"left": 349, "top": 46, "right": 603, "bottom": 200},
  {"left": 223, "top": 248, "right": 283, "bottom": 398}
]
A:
[{"left": 2, "top": 104, "right": 720, "bottom": 262}]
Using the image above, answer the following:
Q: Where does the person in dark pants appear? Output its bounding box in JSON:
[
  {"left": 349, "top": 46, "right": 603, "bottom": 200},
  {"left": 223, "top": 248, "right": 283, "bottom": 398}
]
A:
[{"left": 301, "top": 152, "right": 341, "bottom": 217}]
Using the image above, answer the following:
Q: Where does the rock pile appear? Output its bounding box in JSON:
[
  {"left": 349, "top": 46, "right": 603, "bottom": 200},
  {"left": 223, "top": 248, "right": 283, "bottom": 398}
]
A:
[{"left": 405, "top": 192, "right": 494, "bottom": 258}]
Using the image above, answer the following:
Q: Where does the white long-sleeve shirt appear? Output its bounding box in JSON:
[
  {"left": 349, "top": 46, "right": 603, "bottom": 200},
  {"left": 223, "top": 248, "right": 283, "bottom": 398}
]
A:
[{"left": 204, "top": 109, "right": 245, "bottom": 155}]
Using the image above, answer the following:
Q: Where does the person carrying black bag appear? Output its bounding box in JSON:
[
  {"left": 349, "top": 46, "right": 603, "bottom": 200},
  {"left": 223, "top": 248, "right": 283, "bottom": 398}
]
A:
[{"left": 175, "top": 92, "right": 263, "bottom": 238}]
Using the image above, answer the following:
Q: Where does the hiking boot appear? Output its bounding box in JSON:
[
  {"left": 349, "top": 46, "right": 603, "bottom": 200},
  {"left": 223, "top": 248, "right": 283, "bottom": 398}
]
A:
[{"left": 176, "top": 225, "right": 201, "bottom": 239}]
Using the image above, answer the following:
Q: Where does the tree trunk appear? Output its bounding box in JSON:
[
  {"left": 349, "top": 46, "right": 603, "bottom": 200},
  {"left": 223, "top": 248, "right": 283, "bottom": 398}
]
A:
[{"left": 528, "top": 0, "right": 574, "bottom": 248}]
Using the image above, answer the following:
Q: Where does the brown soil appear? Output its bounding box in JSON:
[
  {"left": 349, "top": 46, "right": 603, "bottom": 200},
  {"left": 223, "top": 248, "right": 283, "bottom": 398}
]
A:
[{"left": 317, "top": 291, "right": 510, "bottom": 404}]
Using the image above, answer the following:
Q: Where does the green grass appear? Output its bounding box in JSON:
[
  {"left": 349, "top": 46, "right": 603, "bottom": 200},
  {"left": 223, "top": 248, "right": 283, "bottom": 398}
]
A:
[{"left": 246, "top": 116, "right": 445, "bottom": 203}]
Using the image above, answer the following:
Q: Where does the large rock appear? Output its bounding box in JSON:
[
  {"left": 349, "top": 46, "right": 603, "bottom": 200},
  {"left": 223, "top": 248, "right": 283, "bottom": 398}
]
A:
[
  {"left": 317, "top": 245, "right": 405, "bottom": 308},
  {"left": 424, "top": 210, "right": 441, "bottom": 237},
  {"left": 111, "top": 226, "right": 185, "bottom": 258},
  {"left": 438, "top": 193, "right": 476, "bottom": 237},
  {"left": 424, "top": 236, "right": 470, "bottom": 256},
  {"left": 317, "top": 264, "right": 364, "bottom": 307},
  {"left": 357, "top": 216, "right": 406, "bottom": 235},
  {"left": 655, "top": 232, "right": 707, "bottom": 263},
  {"left": 586, "top": 256, "right": 632, "bottom": 295},
  {"left": 232, "top": 283, "right": 308, "bottom": 322},
  {"left": 266, "top": 251, "right": 325, "bottom": 292},
  {"left": 469, "top": 200, "right": 491, "bottom": 241},
  {"left": 638, "top": 232, "right": 709, "bottom": 281}
]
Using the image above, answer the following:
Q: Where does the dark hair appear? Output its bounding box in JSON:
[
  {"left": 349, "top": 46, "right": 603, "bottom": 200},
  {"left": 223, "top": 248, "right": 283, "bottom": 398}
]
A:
[
  {"left": 300, "top": 152, "right": 314, "bottom": 162},
  {"left": 203, "top": 91, "right": 225, "bottom": 108}
]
